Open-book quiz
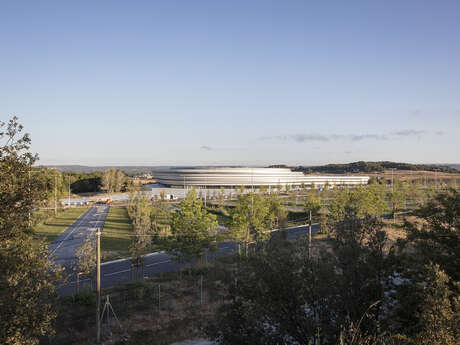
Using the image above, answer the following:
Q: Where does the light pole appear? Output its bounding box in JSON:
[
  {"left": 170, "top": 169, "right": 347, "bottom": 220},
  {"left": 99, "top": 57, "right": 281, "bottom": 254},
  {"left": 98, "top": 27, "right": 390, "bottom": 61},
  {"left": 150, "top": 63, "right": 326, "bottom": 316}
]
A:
[
  {"left": 68, "top": 175, "right": 71, "bottom": 208},
  {"left": 96, "top": 228, "right": 101, "bottom": 343},
  {"left": 390, "top": 168, "right": 396, "bottom": 193},
  {"left": 54, "top": 175, "right": 58, "bottom": 216},
  {"left": 183, "top": 175, "right": 187, "bottom": 197},
  {"left": 204, "top": 176, "right": 207, "bottom": 207}
]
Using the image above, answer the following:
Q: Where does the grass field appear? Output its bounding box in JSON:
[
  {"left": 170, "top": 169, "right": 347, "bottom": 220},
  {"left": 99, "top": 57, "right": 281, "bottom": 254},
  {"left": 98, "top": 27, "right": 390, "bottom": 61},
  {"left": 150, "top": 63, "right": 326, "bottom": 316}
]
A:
[
  {"left": 101, "top": 206, "right": 133, "bottom": 261},
  {"left": 34, "top": 207, "right": 89, "bottom": 245}
]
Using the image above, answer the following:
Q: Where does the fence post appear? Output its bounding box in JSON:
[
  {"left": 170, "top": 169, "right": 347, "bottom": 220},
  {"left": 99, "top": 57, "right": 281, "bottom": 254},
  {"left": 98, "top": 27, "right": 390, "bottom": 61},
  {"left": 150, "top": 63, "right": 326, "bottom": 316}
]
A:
[
  {"left": 158, "top": 284, "right": 161, "bottom": 314},
  {"left": 200, "top": 275, "right": 203, "bottom": 305}
]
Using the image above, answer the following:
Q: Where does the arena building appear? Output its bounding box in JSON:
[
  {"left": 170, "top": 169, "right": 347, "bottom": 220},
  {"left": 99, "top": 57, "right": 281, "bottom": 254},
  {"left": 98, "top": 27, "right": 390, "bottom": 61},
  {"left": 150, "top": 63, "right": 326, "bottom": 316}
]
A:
[{"left": 153, "top": 167, "right": 369, "bottom": 189}]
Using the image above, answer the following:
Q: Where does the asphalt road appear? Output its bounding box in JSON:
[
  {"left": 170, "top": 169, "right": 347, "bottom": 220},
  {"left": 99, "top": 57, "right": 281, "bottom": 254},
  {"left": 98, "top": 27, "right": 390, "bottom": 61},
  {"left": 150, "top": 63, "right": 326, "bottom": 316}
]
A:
[
  {"left": 49, "top": 205, "right": 109, "bottom": 272},
  {"left": 55, "top": 208, "right": 319, "bottom": 296}
]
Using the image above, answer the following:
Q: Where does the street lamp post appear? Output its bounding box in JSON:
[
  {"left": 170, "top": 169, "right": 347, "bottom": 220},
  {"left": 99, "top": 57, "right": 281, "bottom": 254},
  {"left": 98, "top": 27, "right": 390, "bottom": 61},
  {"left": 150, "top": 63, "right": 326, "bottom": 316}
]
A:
[
  {"left": 96, "top": 229, "right": 101, "bottom": 343},
  {"left": 390, "top": 168, "right": 396, "bottom": 193},
  {"left": 54, "top": 175, "right": 58, "bottom": 216},
  {"left": 68, "top": 175, "right": 71, "bottom": 208}
]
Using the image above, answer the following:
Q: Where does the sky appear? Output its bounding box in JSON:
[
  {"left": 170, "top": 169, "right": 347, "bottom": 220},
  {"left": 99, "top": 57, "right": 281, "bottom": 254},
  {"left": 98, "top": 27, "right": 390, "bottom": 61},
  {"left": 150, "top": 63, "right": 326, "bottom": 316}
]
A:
[{"left": 1, "top": 0, "right": 459, "bottom": 166}]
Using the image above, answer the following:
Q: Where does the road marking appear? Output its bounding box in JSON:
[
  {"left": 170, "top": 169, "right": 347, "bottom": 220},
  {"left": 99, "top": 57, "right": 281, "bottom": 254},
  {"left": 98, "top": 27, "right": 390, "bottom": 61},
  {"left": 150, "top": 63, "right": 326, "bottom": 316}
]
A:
[
  {"left": 100, "top": 251, "right": 166, "bottom": 266},
  {"left": 50, "top": 205, "right": 109, "bottom": 256},
  {"left": 104, "top": 268, "right": 131, "bottom": 277},
  {"left": 50, "top": 207, "right": 95, "bottom": 255},
  {"left": 146, "top": 260, "right": 171, "bottom": 267}
]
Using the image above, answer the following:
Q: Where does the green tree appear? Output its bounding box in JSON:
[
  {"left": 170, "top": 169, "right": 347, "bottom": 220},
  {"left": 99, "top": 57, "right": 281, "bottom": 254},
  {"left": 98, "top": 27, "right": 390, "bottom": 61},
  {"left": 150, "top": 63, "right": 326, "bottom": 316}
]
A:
[
  {"left": 128, "top": 193, "right": 152, "bottom": 275},
  {"left": 102, "top": 169, "right": 126, "bottom": 193},
  {"left": 231, "top": 192, "right": 272, "bottom": 255},
  {"left": 388, "top": 180, "right": 405, "bottom": 220},
  {"left": 150, "top": 199, "right": 171, "bottom": 240},
  {"left": 305, "top": 187, "right": 322, "bottom": 219},
  {"left": 327, "top": 185, "right": 386, "bottom": 226},
  {"left": 218, "top": 186, "right": 226, "bottom": 208},
  {"left": 102, "top": 168, "right": 115, "bottom": 193},
  {"left": 206, "top": 240, "right": 339, "bottom": 345},
  {"left": 391, "top": 263, "right": 460, "bottom": 344},
  {"left": 267, "top": 192, "right": 287, "bottom": 229},
  {"left": 285, "top": 183, "right": 290, "bottom": 193},
  {"left": 412, "top": 264, "right": 459, "bottom": 345},
  {"left": 407, "top": 179, "right": 422, "bottom": 208},
  {"left": 276, "top": 181, "right": 282, "bottom": 193},
  {"left": 300, "top": 182, "right": 306, "bottom": 194},
  {"left": 207, "top": 233, "right": 393, "bottom": 345},
  {"left": 113, "top": 169, "right": 126, "bottom": 192},
  {"left": 331, "top": 214, "right": 391, "bottom": 331},
  {"left": 403, "top": 188, "right": 460, "bottom": 282},
  {"left": 167, "top": 190, "right": 218, "bottom": 265},
  {"left": 319, "top": 210, "right": 328, "bottom": 235},
  {"left": 75, "top": 236, "right": 96, "bottom": 287},
  {"left": 0, "top": 117, "right": 62, "bottom": 345}
]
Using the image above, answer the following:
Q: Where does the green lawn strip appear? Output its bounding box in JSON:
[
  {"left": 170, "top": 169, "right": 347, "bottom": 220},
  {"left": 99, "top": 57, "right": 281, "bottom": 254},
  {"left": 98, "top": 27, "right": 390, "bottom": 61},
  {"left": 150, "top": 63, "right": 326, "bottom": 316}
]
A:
[
  {"left": 34, "top": 207, "right": 89, "bottom": 245},
  {"left": 101, "top": 206, "right": 134, "bottom": 261}
]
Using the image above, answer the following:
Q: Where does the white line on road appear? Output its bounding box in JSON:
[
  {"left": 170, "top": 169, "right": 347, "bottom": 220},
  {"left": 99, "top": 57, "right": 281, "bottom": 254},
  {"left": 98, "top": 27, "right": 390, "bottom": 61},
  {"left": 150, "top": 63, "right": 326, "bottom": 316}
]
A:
[
  {"left": 100, "top": 251, "right": 166, "bottom": 266},
  {"left": 104, "top": 268, "right": 131, "bottom": 277},
  {"left": 146, "top": 260, "right": 171, "bottom": 267},
  {"left": 50, "top": 207, "right": 95, "bottom": 255}
]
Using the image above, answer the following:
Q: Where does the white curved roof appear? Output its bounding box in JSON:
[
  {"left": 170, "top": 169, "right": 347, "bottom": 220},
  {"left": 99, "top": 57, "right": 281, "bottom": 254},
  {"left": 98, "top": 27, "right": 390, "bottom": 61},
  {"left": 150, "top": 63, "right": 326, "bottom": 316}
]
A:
[{"left": 153, "top": 167, "right": 368, "bottom": 187}]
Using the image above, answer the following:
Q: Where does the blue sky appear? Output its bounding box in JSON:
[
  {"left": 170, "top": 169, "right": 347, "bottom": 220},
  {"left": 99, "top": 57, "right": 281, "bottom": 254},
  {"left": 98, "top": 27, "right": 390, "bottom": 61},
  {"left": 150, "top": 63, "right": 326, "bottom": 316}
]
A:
[{"left": 1, "top": 0, "right": 459, "bottom": 166}]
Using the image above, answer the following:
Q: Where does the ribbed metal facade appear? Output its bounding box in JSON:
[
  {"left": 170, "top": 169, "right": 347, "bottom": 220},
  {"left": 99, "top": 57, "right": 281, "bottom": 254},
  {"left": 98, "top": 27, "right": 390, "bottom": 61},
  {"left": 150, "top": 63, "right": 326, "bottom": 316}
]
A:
[{"left": 153, "top": 168, "right": 369, "bottom": 188}]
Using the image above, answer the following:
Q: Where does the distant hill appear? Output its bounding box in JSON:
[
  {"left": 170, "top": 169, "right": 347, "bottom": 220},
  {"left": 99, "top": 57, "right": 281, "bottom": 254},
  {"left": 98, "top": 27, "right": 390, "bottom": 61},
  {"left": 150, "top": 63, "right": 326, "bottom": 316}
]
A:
[
  {"left": 287, "top": 161, "right": 460, "bottom": 174},
  {"left": 38, "top": 165, "right": 251, "bottom": 174},
  {"left": 445, "top": 164, "right": 460, "bottom": 171},
  {"left": 38, "top": 165, "right": 161, "bottom": 174}
]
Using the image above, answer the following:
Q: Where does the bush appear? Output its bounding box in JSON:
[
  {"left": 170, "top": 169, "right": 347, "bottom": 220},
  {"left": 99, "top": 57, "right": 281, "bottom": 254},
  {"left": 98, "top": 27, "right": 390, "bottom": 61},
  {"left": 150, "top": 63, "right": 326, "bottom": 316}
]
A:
[{"left": 71, "top": 291, "right": 95, "bottom": 306}]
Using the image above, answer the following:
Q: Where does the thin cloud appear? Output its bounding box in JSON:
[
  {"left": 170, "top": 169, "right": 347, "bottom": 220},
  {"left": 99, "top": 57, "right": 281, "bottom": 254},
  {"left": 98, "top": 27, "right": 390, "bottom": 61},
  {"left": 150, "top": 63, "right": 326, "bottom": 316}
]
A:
[
  {"left": 260, "top": 133, "right": 387, "bottom": 142},
  {"left": 392, "top": 130, "right": 425, "bottom": 137},
  {"left": 259, "top": 134, "right": 329, "bottom": 142},
  {"left": 435, "top": 131, "right": 445, "bottom": 136},
  {"left": 200, "top": 146, "right": 213, "bottom": 151},
  {"left": 291, "top": 134, "right": 330, "bottom": 142},
  {"left": 260, "top": 130, "right": 434, "bottom": 143},
  {"left": 349, "top": 134, "right": 387, "bottom": 142}
]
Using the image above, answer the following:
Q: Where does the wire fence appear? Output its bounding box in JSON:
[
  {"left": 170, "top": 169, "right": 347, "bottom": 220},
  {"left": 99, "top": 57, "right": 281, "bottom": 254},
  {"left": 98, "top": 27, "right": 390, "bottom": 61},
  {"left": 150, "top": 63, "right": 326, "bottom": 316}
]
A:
[{"left": 54, "top": 266, "right": 231, "bottom": 344}]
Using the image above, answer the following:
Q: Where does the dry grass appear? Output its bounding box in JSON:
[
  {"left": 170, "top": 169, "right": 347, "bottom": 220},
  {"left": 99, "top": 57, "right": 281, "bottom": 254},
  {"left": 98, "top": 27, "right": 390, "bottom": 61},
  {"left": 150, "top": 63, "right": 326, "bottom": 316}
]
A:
[
  {"left": 382, "top": 219, "right": 407, "bottom": 243},
  {"left": 52, "top": 263, "right": 231, "bottom": 345}
]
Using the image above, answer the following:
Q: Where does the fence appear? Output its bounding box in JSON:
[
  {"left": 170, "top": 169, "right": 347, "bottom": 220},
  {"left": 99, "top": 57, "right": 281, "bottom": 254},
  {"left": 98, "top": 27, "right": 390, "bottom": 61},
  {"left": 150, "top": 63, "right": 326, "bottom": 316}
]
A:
[{"left": 53, "top": 265, "right": 232, "bottom": 344}]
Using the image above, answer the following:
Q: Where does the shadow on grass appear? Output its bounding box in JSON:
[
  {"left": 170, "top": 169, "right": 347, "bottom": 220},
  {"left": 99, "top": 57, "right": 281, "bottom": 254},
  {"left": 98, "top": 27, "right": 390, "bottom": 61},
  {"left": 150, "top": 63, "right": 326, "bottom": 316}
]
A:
[{"left": 106, "top": 216, "right": 130, "bottom": 223}]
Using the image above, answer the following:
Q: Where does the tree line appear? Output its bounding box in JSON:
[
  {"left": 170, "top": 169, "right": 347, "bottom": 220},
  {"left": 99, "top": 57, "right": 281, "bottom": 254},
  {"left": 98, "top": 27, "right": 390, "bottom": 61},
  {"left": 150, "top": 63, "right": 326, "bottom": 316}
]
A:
[{"left": 282, "top": 161, "right": 460, "bottom": 174}]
